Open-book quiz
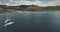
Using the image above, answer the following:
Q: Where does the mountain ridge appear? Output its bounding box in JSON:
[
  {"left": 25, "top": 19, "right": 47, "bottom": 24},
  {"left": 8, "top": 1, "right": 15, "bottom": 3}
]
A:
[{"left": 0, "top": 5, "right": 60, "bottom": 12}]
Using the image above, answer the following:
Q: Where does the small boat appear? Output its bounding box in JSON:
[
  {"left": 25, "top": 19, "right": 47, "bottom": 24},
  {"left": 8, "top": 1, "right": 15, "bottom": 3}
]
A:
[
  {"left": 4, "top": 19, "right": 14, "bottom": 27},
  {"left": 4, "top": 11, "right": 15, "bottom": 27},
  {"left": 4, "top": 19, "right": 10, "bottom": 23}
]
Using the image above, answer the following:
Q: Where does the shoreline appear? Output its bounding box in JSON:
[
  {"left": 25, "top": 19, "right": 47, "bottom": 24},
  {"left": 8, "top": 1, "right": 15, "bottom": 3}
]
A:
[{"left": 0, "top": 11, "right": 60, "bottom": 14}]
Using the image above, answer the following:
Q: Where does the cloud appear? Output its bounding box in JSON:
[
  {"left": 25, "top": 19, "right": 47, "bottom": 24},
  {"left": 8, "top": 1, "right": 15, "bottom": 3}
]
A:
[
  {"left": 45, "top": 0, "right": 60, "bottom": 6},
  {"left": 6, "top": 0, "right": 43, "bottom": 6},
  {"left": 0, "top": 0, "right": 60, "bottom": 6}
]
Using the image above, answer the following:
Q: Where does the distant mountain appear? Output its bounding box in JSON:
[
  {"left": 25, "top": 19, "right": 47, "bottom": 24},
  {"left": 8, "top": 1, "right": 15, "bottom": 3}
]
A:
[
  {"left": 17, "top": 5, "right": 30, "bottom": 8},
  {"left": 0, "top": 5, "right": 7, "bottom": 8},
  {"left": 0, "top": 5, "right": 38, "bottom": 8},
  {"left": 0, "top": 5, "right": 60, "bottom": 12}
]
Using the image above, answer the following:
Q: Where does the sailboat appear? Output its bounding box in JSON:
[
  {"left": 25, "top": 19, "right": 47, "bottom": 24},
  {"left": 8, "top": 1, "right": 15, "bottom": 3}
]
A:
[{"left": 4, "top": 12, "right": 14, "bottom": 27}]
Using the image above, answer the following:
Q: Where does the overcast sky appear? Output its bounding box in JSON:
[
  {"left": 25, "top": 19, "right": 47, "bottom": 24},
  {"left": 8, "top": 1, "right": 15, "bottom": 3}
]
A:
[{"left": 0, "top": 0, "right": 60, "bottom": 6}]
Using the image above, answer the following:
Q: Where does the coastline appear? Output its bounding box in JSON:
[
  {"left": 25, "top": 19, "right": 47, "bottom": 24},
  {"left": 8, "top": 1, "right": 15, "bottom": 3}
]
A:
[{"left": 0, "top": 10, "right": 60, "bottom": 14}]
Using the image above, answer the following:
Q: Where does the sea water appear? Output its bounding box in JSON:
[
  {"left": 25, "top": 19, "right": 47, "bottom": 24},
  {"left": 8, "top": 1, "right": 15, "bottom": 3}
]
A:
[{"left": 0, "top": 11, "right": 60, "bottom": 32}]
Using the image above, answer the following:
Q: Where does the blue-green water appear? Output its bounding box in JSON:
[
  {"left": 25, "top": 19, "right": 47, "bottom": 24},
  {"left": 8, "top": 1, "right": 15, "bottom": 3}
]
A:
[{"left": 0, "top": 12, "right": 60, "bottom": 32}]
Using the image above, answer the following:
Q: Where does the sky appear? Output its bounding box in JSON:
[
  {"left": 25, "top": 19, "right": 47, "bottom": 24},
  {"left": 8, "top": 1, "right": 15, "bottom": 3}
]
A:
[{"left": 0, "top": 0, "right": 60, "bottom": 6}]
